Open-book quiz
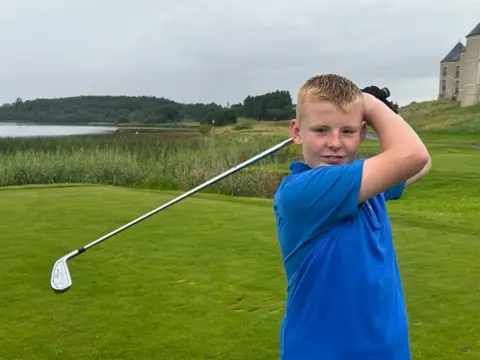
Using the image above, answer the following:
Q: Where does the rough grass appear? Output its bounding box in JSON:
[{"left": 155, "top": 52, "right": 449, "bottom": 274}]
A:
[
  {"left": 400, "top": 99, "right": 480, "bottom": 139},
  {"left": 0, "top": 142, "right": 479, "bottom": 359},
  {"left": 214, "top": 117, "right": 290, "bottom": 136},
  {"left": 0, "top": 133, "right": 295, "bottom": 197}
]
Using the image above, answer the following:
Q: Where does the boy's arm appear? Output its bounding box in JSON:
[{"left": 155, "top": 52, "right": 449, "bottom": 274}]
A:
[
  {"left": 358, "top": 94, "right": 430, "bottom": 204},
  {"left": 363, "top": 85, "right": 431, "bottom": 188}
]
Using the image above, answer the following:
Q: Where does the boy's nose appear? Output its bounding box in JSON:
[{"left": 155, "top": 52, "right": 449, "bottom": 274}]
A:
[{"left": 327, "top": 134, "right": 342, "bottom": 149}]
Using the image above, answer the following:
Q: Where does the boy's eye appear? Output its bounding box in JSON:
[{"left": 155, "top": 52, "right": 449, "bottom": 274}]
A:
[{"left": 311, "top": 128, "right": 356, "bottom": 134}]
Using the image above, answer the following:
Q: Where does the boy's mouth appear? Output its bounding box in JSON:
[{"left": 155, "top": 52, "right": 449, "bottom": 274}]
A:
[{"left": 323, "top": 155, "right": 345, "bottom": 164}]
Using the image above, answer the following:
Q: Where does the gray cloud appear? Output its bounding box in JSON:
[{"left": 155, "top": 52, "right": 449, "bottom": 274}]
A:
[{"left": 1, "top": 0, "right": 479, "bottom": 106}]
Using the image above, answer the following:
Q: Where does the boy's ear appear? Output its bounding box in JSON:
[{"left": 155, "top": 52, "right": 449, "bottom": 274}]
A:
[
  {"left": 360, "top": 120, "right": 367, "bottom": 142},
  {"left": 290, "top": 118, "right": 302, "bottom": 145}
]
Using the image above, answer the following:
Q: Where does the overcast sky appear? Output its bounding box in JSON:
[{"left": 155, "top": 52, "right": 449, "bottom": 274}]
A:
[{"left": 1, "top": 0, "right": 479, "bottom": 107}]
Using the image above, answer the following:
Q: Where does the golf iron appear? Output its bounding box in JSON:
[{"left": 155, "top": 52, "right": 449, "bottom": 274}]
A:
[{"left": 50, "top": 137, "right": 294, "bottom": 293}]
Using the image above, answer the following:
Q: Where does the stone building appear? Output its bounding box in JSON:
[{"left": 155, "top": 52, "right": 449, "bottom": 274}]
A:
[{"left": 438, "top": 21, "right": 480, "bottom": 106}]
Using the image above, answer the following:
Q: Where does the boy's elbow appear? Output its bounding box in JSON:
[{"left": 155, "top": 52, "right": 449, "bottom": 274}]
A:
[
  {"left": 410, "top": 145, "right": 431, "bottom": 173},
  {"left": 422, "top": 152, "right": 432, "bottom": 173},
  {"left": 404, "top": 148, "right": 431, "bottom": 187},
  {"left": 417, "top": 147, "right": 430, "bottom": 165}
]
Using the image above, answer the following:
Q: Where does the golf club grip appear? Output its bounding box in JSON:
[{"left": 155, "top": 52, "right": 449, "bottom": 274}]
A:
[{"left": 80, "top": 137, "right": 294, "bottom": 251}]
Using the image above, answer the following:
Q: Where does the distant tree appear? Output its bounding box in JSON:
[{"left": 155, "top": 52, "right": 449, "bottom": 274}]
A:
[
  {"left": 0, "top": 95, "right": 223, "bottom": 125},
  {"left": 242, "top": 90, "right": 294, "bottom": 120},
  {"left": 0, "top": 90, "right": 296, "bottom": 125},
  {"left": 158, "top": 105, "right": 181, "bottom": 122},
  {"left": 201, "top": 108, "right": 240, "bottom": 126}
]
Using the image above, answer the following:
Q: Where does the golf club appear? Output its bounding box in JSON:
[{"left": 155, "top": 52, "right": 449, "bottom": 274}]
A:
[
  {"left": 50, "top": 137, "right": 294, "bottom": 293},
  {"left": 50, "top": 86, "right": 392, "bottom": 293}
]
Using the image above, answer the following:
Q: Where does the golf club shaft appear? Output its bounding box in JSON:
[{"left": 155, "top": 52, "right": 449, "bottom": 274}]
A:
[{"left": 73, "top": 137, "right": 293, "bottom": 254}]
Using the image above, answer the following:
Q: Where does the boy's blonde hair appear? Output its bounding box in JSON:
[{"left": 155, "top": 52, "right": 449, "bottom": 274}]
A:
[{"left": 296, "top": 74, "right": 363, "bottom": 121}]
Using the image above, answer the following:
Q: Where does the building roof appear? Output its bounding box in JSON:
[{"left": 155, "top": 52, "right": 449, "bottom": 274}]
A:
[
  {"left": 466, "top": 22, "right": 480, "bottom": 37},
  {"left": 440, "top": 41, "right": 465, "bottom": 63}
]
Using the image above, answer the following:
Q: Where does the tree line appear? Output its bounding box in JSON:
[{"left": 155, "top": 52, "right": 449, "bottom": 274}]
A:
[{"left": 0, "top": 90, "right": 295, "bottom": 126}]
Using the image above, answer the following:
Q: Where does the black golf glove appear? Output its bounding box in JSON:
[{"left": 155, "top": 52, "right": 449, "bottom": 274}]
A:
[{"left": 361, "top": 86, "right": 399, "bottom": 114}]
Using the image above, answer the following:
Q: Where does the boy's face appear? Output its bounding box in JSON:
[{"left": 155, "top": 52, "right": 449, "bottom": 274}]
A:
[{"left": 290, "top": 99, "right": 366, "bottom": 168}]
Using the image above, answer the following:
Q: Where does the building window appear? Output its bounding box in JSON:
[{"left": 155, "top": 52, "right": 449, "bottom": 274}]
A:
[
  {"left": 441, "top": 79, "right": 447, "bottom": 92},
  {"left": 456, "top": 65, "right": 460, "bottom": 78},
  {"left": 442, "top": 66, "right": 447, "bottom": 77},
  {"left": 455, "top": 80, "right": 459, "bottom": 95}
]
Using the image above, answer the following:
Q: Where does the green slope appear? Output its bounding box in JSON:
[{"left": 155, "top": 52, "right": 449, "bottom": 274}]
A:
[{"left": 400, "top": 100, "right": 480, "bottom": 140}]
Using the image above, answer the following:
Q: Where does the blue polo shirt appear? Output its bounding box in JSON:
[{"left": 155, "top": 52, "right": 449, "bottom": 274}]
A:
[{"left": 273, "top": 159, "right": 410, "bottom": 360}]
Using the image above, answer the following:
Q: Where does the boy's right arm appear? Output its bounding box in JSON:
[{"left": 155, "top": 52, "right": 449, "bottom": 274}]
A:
[{"left": 359, "top": 94, "right": 430, "bottom": 204}]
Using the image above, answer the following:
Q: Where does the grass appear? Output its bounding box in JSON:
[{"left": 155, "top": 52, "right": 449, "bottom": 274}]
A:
[
  {"left": 0, "top": 185, "right": 286, "bottom": 360},
  {"left": 400, "top": 99, "right": 480, "bottom": 141},
  {"left": 1, "top": 138, "right": 480, "bottom": 359},
  {"left": 0, "top": 133, "right": 296, "bottom": 197},
  {"left": 385, "top": 147, "right": 480, "bottom": 358}
]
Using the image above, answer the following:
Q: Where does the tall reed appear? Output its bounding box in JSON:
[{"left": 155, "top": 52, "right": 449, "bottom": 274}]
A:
[{"left": 0, "top": 133, "right": 294, "bottom": 198}]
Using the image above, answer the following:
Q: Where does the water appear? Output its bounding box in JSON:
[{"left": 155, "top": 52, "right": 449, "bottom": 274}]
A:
[{"left": 0, "top": 123, "right": 118, "bottom": 138}]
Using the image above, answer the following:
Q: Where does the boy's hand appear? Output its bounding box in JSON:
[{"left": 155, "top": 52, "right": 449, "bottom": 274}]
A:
[
  {"left": 361, "top": 85, "right": 399, "bottom": 114},
  {"left": 362, "top": 86, "right": 388, "bottom": 101}
]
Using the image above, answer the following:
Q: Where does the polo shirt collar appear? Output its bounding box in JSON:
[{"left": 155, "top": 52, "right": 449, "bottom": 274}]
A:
[{"left": 290, "top": 162, "right": 312, "bottom": 174}]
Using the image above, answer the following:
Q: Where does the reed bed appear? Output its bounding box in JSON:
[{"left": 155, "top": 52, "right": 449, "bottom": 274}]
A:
[{"left": 0, "top": 133, "right": 295, "bottom": 198}]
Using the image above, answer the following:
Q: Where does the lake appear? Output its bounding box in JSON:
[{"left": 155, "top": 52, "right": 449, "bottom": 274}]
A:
[{"left": 0, "top": 123, "right": 118, "bottom": 138}]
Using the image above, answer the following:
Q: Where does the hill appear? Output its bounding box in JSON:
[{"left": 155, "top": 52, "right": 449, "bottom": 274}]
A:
[{"left": 400, "top": 100, "right": 480, "bottom": 137}]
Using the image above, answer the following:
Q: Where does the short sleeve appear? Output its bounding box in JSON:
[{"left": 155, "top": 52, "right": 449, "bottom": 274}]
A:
[
  {"left": 383, "top": 180, "right": 406, "bottom": 201},
  {"left": 276, "top": 159, "right": 365, "bottom": 234}
]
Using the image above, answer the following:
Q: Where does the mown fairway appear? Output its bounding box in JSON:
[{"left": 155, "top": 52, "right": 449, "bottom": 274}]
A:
[
  {"left": 1, "top": 135, "right": 480, "bottom": 359},
  {"left": 0, "top": 185, "right": 287, "bottom": 360}
]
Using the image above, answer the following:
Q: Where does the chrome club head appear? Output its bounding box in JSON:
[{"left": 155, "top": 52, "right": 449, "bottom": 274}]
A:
[
  {"left": 51, "top": 257, "right": 72, "bottom": 293},
  {"left": 51, "top": 250, "right": 79, "bottom": 293}
]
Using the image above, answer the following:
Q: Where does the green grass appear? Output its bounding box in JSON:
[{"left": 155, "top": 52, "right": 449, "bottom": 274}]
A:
[
  {"left": 0, "top": 133, "right": 293, "bottom": 197},
  {"left": 88, "top": 121, "right": 201, "bottom": 129},
  {"left": 114, "top": 126, "right": 200, "bottom": 134},
  {"left": 400, "top": 100, "right": 480, "bottom": 140},
  {"left": 0, "top": 185, "right": 286, "bottom": 360},
  {"left": 417, "top": 133, "right": 480, "bottom": 144},
  {"left": 385, "top": 147, "right": 480, "bottom": 358},
  {"left": 1, "top": 141, "right": 480, "bottom": 359}
]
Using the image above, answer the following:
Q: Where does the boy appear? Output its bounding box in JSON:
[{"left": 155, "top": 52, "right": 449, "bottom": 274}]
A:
[{"left": 273, "top": 74, "right": 431, "bottom": 359}]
